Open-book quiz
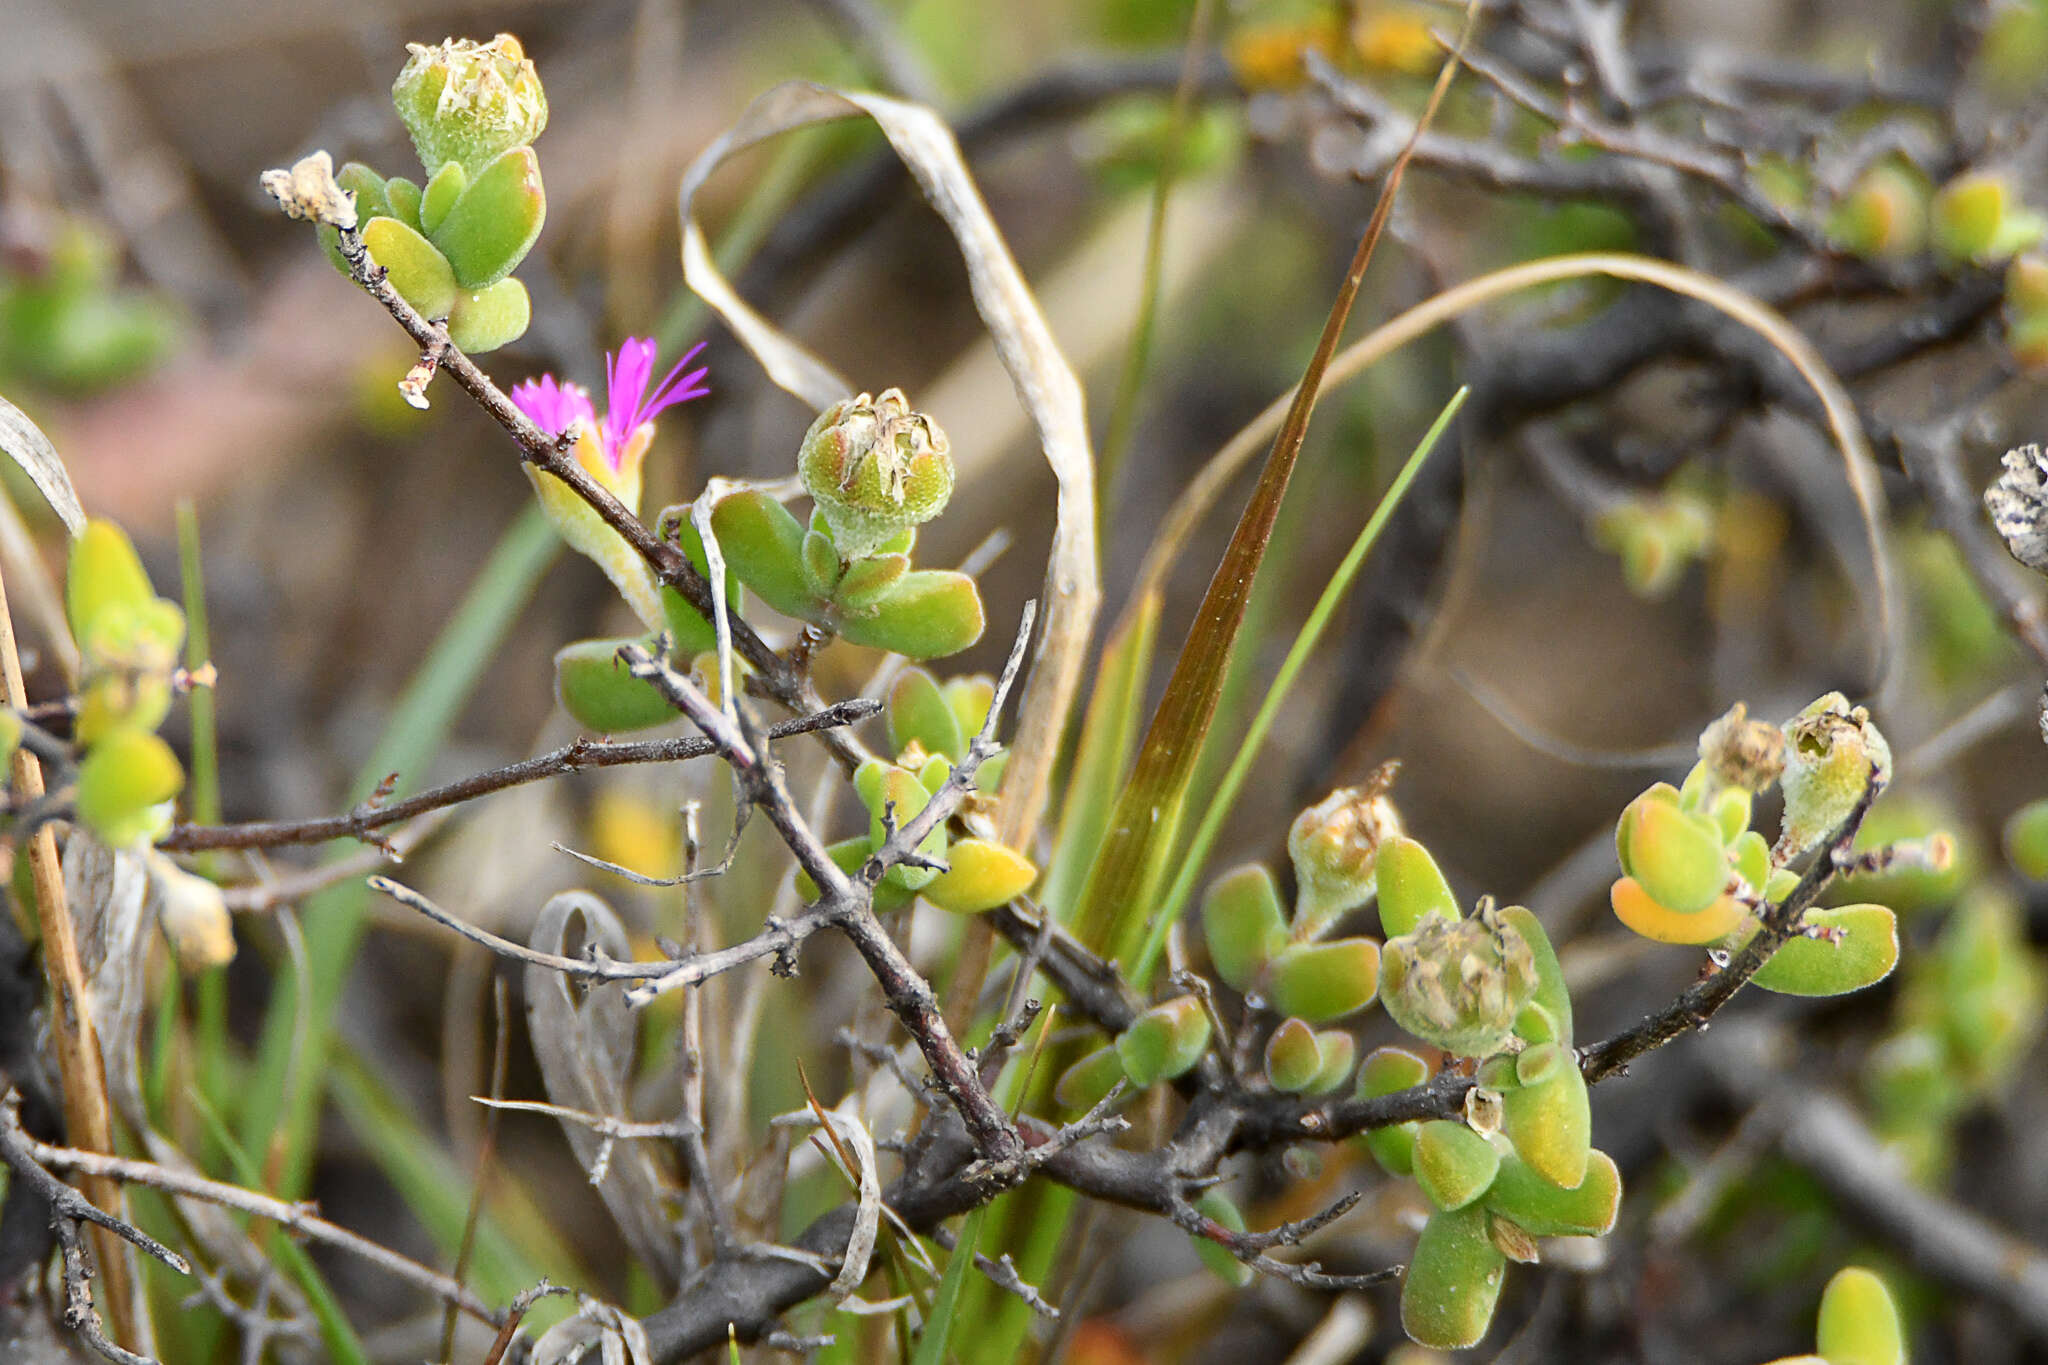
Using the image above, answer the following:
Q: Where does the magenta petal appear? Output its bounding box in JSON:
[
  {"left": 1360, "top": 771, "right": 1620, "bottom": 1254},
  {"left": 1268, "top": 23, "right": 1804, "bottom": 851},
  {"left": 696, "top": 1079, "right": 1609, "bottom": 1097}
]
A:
[
  {"left": 510, "top": 375, "right": 594, "bottom": 438},
  {"left": 598, "top": 338, "right": 710, "bottom": 467}
]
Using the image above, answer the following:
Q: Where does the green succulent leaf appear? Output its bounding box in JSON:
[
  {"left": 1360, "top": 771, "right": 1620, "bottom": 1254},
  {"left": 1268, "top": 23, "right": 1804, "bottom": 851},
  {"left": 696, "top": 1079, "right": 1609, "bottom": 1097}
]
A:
[
  {"left": 1202, "top": 863, "right": 1289, "bottom": 994},
  {"left": 887, "top": 668, "right": 966, "bottom": 762},
  {"left": 1483, "top": 1148, "right": 1621, "bottom": 1237},
  {"left": 800, "top": 527, "right": 842, "bottom": 600},
  {"left": 361, "top": 215, "right": 458, "bottom": 319},
  {"left": 834, "top": 552, "right": 911, "bottom": 614},
  {"left": 1746, "top": 905, "right": 1900, "bottom": 997},
  {"left": 383, "top": 176, "right": 424, "bottom": 231},
  {"left": 1377, "top": 835, "right": 1460, "bottom": 937},
  {"left": 1499, "top": 1043, "right": 1591, "bottom": 1189},
  {"left": 420, "top": 161, "right": 467, "bottom": 237},
  {"left": 429, "top": 145, "right": 545, "bottom": 289},
  {"left": 77, "top": 728, "right": 183, "bottom": 846},
  {"left": 835, "top": 570, "right": 985, "bottom": 660},
  {"left": 1054, "top": 1043, "right": 1126, "bottom": 1112},
  {"left": 335, "top": 162, "right": 392, "bottom": 222},
  {"left": 921, "top": 838, "right": 1036, "bottom": 914},
  {"left": 1355, "top": 1046, "right": 1432, "bottom": 1176},
  {"left": 1499, "top": 905, "right": 1572, "bottom": 1048},
  {"left": 1618, "top": 789, "right": 1729, "bottom": 914},
  {"left": 1115, "top": 996, "right": 1211, "bottom": 1089},
  {"left": 1413, "top": 1120, "right": 1502, "bottom": 1212},
  {"left": 1264, "top": 1017, "right": 1323, "bottom": 1093},
  {"left": 1814, "top": 1267, "right": 1905, "bottom": 1365},
  {"left": 445, "top": 277, "right": 530, "bottom": 353},
  {"left": 1191, "top": 1190, "right": 1253, "bottom": 1288},
  {"left": 1265, "top": 937, "right": 1381, "bottom": 1024},
  {"left": 1400, "top": 1203, "right": 1506, "bottom": 1351},
  {"left": 711, "top": 490, "right": 821, "bottom": 624},
  {"left": 862, "top": 764, "right": 947, "bottom": 892},
  {"left": 553, "top": 637, "right": 676, "bottom": 733},
  {"left": 653, "top": 508, "right": 735, "bottom": 657},
  {"left": 68, "top": 518, "right": 158, "bottom": 642}
]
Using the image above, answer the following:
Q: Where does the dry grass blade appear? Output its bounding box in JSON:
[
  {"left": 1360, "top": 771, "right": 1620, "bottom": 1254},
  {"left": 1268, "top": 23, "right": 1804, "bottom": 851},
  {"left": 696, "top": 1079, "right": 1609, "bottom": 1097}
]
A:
[
  {"left": 1127, "top": 251, "right": 1896, "bottom": 689},
  {"left": 675, "top": 81, "right": 1099, "bottom": 852},
  {"left": 1069, "top": 3, "right": 1480, "bottom": 958}
]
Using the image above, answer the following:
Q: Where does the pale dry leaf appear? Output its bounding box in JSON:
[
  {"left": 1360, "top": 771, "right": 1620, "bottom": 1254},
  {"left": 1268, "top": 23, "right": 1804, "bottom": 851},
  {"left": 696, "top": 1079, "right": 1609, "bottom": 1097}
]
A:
[
  {"left": 1985, "top": 443, "right": 2048, "bottom": 576},
  {"left": 0, "top": 392, "right": 86, "bottom": 537},
  {"left": 525, "top": 892, "right": 683, "bottom": 1284},
  {"left": 675, "top": 81, "right": 1099, "bottom": 849}
]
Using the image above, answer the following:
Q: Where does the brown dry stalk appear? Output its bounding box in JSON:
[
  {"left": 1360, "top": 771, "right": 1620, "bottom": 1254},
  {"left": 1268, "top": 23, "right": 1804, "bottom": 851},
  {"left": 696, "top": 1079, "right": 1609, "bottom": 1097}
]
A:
[{"left": 0, "top": 561, "right": 137, "bottom": 1343}]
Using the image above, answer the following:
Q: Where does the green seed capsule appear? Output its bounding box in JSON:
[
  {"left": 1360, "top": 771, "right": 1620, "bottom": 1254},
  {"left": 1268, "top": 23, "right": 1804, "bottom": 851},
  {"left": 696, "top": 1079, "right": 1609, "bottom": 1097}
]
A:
[{"left": 1382, "top": 904, "right": 1537, "bottom": 1056}]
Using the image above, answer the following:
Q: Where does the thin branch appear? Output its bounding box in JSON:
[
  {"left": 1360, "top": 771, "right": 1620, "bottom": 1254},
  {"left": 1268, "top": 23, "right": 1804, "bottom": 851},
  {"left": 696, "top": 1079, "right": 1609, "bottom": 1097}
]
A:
[
  {"left": 0, "top": 1094, "right": 189, "bottom": 1274},
  {"left": 160, "top": 700, "right": 878, "bottom": 853},
  {"left": 27, "top": 1134, "right": 502, "bottom": 1325}
]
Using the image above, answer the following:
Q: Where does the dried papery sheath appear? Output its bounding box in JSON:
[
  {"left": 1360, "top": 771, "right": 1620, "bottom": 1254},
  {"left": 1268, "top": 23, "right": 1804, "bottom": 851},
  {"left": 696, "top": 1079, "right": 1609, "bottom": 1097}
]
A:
[{"left": 1985, "top": 443, "right": 2048, "bottom": 575}]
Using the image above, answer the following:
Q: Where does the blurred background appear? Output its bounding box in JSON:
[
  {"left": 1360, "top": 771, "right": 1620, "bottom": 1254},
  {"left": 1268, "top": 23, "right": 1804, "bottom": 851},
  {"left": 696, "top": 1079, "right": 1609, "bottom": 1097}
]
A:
[{"left": 3, "top": 0, "right": 2047, "bottom": 1362}]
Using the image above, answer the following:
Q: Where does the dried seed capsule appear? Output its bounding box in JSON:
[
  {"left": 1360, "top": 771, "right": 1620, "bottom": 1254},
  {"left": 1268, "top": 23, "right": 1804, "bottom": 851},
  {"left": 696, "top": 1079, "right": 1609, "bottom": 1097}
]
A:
[
  {"left": 1288, "top": 764, "right": 1401, "bottom": 933},
  {"left": 1777, "top": 693, "right": 1891, "bottom": 859},
  {"left": 1381, "top": 903, "right": 1538, "bottom": 1057}
]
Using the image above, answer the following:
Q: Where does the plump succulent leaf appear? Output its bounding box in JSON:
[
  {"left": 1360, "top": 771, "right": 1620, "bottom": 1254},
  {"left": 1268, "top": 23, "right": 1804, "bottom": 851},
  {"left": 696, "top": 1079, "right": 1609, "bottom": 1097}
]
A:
[
  {"left": 553, "top": 637, "right": 676, "bottom": 733},
  {"left": 1191, "top": 1190, "right": 1253, "bottom": 1287},
  {"left": 922, "top": 838, "right": 1036, "bottom": 914},
  {"left": 1610, "top": 876, "right": 1748, "bottom": 945},
  {"left": 1377, "top": 835, "right": 1460, "bottom": 937},
  {"left": 1264, "top": 1017, "right": 1324, "bottom": 1093},
  {"left": 1400, "top": 1204, "right": 1506, "bottom": 1350},
  {"left": 835, "top": 569, "right": 985, "bottom": 659},
  {"left": 1116, "top": 996, "right": 1211, "bottom": 1088},
  {"left": 429, "top": 145, "right": 545, "bottom": 289},
  {"left": 1413, "top": 1120, "right": 1501, "bottom": 1212},
  {"left": 362, "top": 215, "right": 457, "bottom": 319},
  {"left": 1266, "top": 937, "right": 1381, "bottom": 1024},
  {"left": 384, "top": 175, "right": 424, "bottom": 230},
  {"left": 1498, "top": 905, "right": 1572, "bottom": 1048},
  {"left": 1356, "top": 1046, "right": 1432, "bottom": 1176},
  {"left": 1814, "top": 1267, "right": 1905, "bottom": 1365},
  {"left": 1746, "top": 905, "right": 1900, "bottom": 997},
  {"left": 887, "top": 667, "right": 965, "bottom": 762},
  {"left": 1500, "top": 1043, "right": 1591, "bottom": 1189},
  {"left": 77, "top": 728, "right": 183, "bottom": 845},
  {"left": 1484, "top": 1148, "right": 1621, "bottom": 1237},
  {"left": 420, "top": 160, "right": 467, "bottom": 237},
  {"left": 1054, "top": 1044, "right": 1125, "bottom": 1112},
  {"left": 1202, "top": 863, "right": 1289, "bottom": 994},
  {"left": 834, "top": 552, "right": 910, "bottom": 613},
  {"left": 445, "top": 277, "right": 530, "bottom": 353},
  {"left": 712, "top": 490, "right": 817, "bottom": 622},
  {"left": 1618, "top": 790, "right": 1729, "bottom": 914}
]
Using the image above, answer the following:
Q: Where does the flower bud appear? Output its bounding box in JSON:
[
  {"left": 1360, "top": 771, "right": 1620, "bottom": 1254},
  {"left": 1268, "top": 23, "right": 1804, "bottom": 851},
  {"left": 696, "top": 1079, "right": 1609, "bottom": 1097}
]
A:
[
  {"left": 1381, "top": 903, "right": 1538, "bottom": 1057},
  {"left": 798, "top": 389, "right": 955, "bottom": 560},
  {"left": 392, "top": 35, "right": 548, "bottom": 178},
  {"left": 1696, "top": 702, "right": 1785, "bottom": 795},
  {"left": 1777, "top": 693, "right": 1891, "bottom": 858},
  {"left": 1288, "top": 764, "right": 1401, "bottom": 933}
]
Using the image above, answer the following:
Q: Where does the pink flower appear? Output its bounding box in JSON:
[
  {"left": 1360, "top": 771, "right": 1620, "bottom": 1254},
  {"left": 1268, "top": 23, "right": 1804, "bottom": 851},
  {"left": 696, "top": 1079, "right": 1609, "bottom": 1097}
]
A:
[{"left": 511, "top": 338, "right": 710, "bottom": 474}]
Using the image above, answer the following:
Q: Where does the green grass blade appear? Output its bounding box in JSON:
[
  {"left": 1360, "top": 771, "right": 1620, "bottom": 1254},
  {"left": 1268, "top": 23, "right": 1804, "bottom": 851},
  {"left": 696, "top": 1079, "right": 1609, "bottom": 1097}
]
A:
[
  {"left": 1129, "top": 386, "right": 1468, "bottom": 982},
  {"left": 238, "top": 505, "right": 559, "bottom": 1195},
  {"left": 911, "top": 1205, "right": 990, "bottom": 1365},
  {"left": 1039, "top": 592, "right": 1159, "bottom": 921}
]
